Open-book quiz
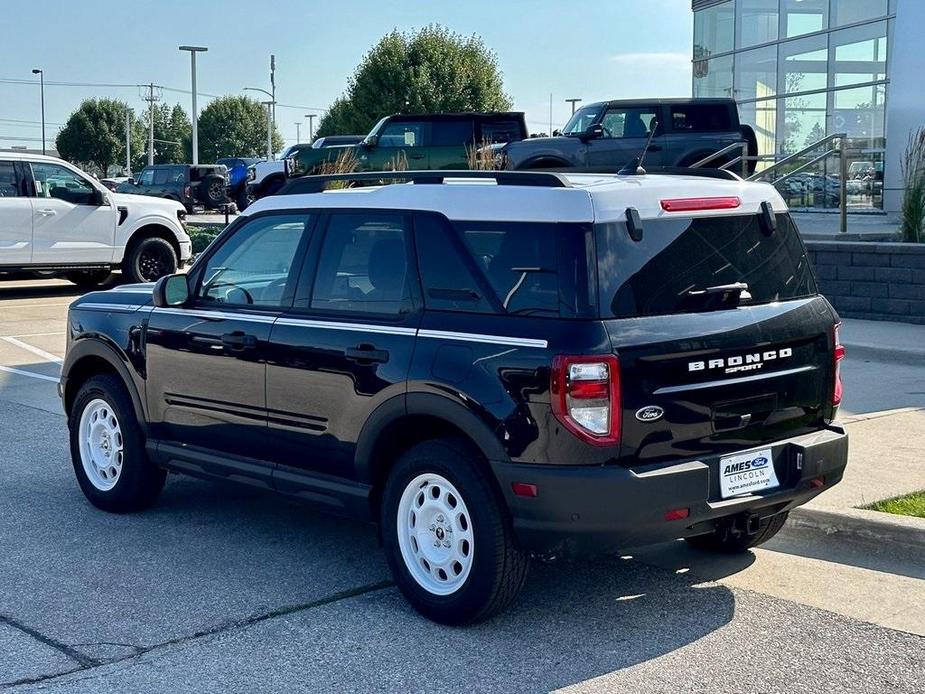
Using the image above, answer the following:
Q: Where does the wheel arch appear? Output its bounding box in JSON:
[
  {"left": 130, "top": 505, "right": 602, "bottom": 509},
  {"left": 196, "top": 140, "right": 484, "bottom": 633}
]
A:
[
  {"left": 125, "top": 222, "right": 181, "bottom": 259},
  {"left": 517, "top": 156, "right": 571, "bottom": 170},
  {"left": 356, "top": 393, "right": 510, "bottom": 517},
  {"left": 62, "top": 339, "right": 148, "bottom": 434}
]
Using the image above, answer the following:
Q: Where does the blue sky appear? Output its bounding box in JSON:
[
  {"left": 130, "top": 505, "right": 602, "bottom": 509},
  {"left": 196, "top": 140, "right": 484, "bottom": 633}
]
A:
[{"left": 1, "top": 0, "right": 693, "bottom": 150}]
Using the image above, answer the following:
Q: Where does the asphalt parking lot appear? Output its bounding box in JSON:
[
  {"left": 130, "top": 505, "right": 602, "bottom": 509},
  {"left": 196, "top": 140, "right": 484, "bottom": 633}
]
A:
[{"left": 1, "top": 277, "right": 923, "bottom": 693}]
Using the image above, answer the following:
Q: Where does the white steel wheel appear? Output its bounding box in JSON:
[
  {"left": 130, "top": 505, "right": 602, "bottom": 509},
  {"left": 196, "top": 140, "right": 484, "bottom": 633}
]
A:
[
  {"left": 396, "top": 473, "right": 475, "bottom": 596},
  {"left": 77, "top": 399, "right": 124, "bottom": 492}
]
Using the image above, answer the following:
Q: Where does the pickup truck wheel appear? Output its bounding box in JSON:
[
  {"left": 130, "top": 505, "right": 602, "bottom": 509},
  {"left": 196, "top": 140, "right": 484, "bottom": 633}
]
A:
[
  {"left": 198, "top": 174, "right": 227, "bottom": 208},
  {"left": 65, "top": 270, "right": 111, "bottom": 289},
  {"left": 123, "top": 236, "right": 177, "bottom": 283},
  {"left": 69, "top": 374, "right": 166, "bottom": 513},
  {"left": 686, "top": 511, "right": 789, "bottom": 553},
  {"left": 381, "top": 439, "right": 528, "bottom": 625}
]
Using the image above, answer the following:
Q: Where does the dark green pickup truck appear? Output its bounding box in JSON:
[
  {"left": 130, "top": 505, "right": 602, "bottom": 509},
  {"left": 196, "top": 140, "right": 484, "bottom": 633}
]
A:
[{"left": 284, "top": 112, "right": 528, "bottom": 179}]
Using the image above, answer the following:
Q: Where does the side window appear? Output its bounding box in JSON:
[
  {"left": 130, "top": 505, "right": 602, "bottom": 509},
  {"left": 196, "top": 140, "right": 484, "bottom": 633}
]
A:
[
  {"left": 170, "top": 166, "right": 187, "bottom": 183},
  {"left": 599, "top": 108, "right": 659, "bottom": 139},
  {"left": 414, "top": 214, "right": 494, "bottom": 313},
  {"left": 670, "top": 104, "right": 732, "bottom": 132},
  {"left": 198, "top": 214, "right": 311, "bottom": 307},
  {"left": 431, "top": 120, "right": 475, "bottom": 147},
  {"left": 457, "top": 222, "right": 561, "bottom": 316},
  {"left": 153, "top": 168, "right": 170, "bottom": 185},
  {"left": 30, "top": 162, "right": 96, "bottom": 205},
  {"left": 479, "top": 120, "right": 523, "bottom": 144},
  {"left": 137, "top": 169, "right": 155, "bottom": 186},
  {"left": 378, "top": 121, "right": 428, "bottom": 148},
  {"left": 310, "top": 214, "right": 411, "bottom": 316},
  {"left": 0, "top": 161, "right": 22, "bottom": 197}
]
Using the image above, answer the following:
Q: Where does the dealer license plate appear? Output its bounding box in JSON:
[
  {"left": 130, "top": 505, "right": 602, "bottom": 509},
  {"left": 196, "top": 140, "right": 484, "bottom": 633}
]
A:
[{"left": 719, "top": 448, "right": 780, "bottom": 499}]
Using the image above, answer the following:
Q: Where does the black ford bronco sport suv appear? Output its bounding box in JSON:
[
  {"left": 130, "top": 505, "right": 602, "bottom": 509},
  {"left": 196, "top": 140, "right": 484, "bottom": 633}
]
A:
[{"left": 61, "top": 169, "right": 848, "bottom": 625}]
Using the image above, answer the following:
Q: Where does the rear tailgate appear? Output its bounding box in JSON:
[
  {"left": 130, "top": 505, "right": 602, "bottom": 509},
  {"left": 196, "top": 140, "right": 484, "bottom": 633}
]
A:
[
  {"left": 606, "top": 297, "right": 836, "bottom": 468},
  {"left": 595, "top": 211, "right": 837, "bottom": 474}
]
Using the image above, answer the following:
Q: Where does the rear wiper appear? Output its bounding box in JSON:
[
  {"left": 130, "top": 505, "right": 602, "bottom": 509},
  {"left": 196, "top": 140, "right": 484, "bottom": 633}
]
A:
[{"left": 684, "top": 282, "right": 751, "bottom": 300}]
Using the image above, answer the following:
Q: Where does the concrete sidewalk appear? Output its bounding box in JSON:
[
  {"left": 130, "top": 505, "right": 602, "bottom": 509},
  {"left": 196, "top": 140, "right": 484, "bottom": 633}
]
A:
[{"left": 840, "top": 317, "right": 925, "bottom": 366}]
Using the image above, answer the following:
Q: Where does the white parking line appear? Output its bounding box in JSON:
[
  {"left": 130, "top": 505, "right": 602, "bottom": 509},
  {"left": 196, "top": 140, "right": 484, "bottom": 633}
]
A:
[
  {"left": 1, "top": 336, "right": 63, "bottom": 364},
  {"left": 5, "top": 331, "right": 65, "bottom": 339},
  {"left": 0, "top": 365, "right": 59, "bottom": 383}
]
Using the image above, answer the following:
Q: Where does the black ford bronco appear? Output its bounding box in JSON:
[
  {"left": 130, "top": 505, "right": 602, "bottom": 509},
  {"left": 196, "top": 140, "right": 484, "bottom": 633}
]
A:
[{"left": 61, "top": 169, "right": 848, "bottom": 625}]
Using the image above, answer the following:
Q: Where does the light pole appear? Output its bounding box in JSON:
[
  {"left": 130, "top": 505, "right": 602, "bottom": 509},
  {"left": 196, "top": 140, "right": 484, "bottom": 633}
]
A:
[
  {"left": 565, "top": 98, "right": 582, "bottom": 115},
  {"left": 295, "top": 122, "right": 301, "bottom": 144},
  {"left": 261, "top": 101, "right": 274, "bottom": 159},
  {"left": 179, "top": 46, "right": 208, "bottom": 165},
  {"left": 31, "top": 69, "right": 45, "bottom": 155},
  {"left": 305, "top": 114, "right": 316, "bottom": 143}
]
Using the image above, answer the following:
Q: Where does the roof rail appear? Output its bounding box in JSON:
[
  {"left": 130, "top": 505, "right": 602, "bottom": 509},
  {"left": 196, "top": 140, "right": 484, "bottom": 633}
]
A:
[
  {"left": 640, "top": 166, "right": 742, "bottom": 182},
  {"left": 279, "top": 169, "right": 572, "bottom": 195}
]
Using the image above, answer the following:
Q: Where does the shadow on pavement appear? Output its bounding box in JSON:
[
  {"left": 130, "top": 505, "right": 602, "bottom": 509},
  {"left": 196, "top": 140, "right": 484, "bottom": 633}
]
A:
[{"left": 0, "top": 274, "right": 126, "bottom": 301}]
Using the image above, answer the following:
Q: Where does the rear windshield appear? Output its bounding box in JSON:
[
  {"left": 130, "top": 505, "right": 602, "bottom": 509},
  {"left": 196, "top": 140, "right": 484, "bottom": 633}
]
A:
[{"left": 596, "top": 213, "right": 817, "bottom": 318}]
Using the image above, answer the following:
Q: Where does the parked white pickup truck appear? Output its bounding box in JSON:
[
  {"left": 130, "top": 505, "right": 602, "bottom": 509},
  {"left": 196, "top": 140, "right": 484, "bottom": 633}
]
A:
[{"left": 0, "top": 153, "right": 191, "bottom": 287}]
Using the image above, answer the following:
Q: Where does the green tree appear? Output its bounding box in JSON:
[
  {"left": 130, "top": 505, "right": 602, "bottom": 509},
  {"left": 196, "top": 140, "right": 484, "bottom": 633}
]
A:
[
  {"left": 197, "top": 96, "right": 283, "bottom": 162},
  {"left": 144, "top": 103, "right": 192, "bottom": 164},
  {"left": 316, "top": 25, "right": 512, "bottom": 137},
  {"left": 56, "top": 99, "right": 143, "bottom": 175}
]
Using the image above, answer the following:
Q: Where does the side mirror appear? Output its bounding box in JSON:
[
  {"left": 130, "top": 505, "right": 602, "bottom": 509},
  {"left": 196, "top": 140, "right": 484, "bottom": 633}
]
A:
[
  {"left": 552, "top": 129, "right": 561, "bottom": 137},
  {"left": 91, "top": 189, "right": 109, "bottom": 206},
  {"left": 583, "top": 124, "right": 604, "bottom": 141},
  {"left": 127, "top": 177, "right": 135, "bottom": 185},
  {"left": 363, "top": 135, "right": 379, "bottom": 148},
  {"left": 152, "top": 273, "right": 190, "bottom": 307}
]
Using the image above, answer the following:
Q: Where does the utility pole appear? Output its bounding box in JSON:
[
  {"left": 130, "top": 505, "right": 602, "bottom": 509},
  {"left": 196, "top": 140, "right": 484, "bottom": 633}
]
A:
[
  {"left": 143, "top": 83, "right": 159, "bottom": 166},
  {"left": 180, "top": 46, "right": 208, "bottom": 165},
  {"left": 31, "top": 69, "right": 45, "bottom": 155},
  {"left": 548, "top": 93, "right": 553, "bottom": 136},
  {"left": 565, "top": 97, "right": 582, "bottom": 115},
  {"left": 305, "top": 114, "right": 316, "bottom": 143},
  {"left": 270, "top": 55, "right": 276, "bottom": 128},
  {"left": 262, "top": 101, "right": 273, "bottom": 159},
  {"left": 125, "top": 108, "right": 132, "bottom": 176},
  {"left": 295, "top": 122, "right": 301, "bottom": 144}
]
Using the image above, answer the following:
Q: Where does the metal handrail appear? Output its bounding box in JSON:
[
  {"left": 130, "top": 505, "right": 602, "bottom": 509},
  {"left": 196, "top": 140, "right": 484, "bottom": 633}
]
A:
[
  {"left": 691, "top": 142, "right": 749, "bottom": 171},
  {"left": 746, "top": 132, "right": 848, "bottom": 233},
  {"left": 745, "top": 132, "right": 846, "bottom": 183}
]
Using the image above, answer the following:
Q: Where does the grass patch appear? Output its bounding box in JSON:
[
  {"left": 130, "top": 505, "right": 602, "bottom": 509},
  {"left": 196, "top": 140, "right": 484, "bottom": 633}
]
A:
[{"left": 867, "top": 490, "right": 925, "bottom": 518}]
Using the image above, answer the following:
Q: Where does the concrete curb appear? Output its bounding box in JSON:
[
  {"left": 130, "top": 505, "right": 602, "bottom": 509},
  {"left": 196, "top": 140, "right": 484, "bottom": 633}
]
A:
[{"left": 786, "top": 506, "right": 925, "bottom": 554}]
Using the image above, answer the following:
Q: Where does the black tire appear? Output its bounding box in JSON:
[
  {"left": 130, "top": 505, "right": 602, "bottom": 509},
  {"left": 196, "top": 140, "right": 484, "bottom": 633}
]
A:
[
  {"left": 68, "top": 374, "right": 166, "bottom": 513},
  {"left": 197, "top": 174, "right": 227, "bottom": 207},
  {"left": 740, "top": 124, "right": 759, "bottom": 175},
  {"left": 236, "top": 187, "right": 254, "bottom": 212},
  {"left": 381, "top": 438, "right": 529, "bottom": 625},
  {"left": 122, "top": 236, "right": 177, "bottom": 283},
  {"left": 65, "top": 269, "right": 111, "bottom": 289},
  {"left": 686, "top": 512, "right": 789, "bottom": 554}
]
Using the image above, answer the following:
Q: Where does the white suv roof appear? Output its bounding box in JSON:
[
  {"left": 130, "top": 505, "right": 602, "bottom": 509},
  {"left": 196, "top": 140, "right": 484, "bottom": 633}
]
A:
[{"left": 242, "top": 172, "right": 787, "bottom": 224}]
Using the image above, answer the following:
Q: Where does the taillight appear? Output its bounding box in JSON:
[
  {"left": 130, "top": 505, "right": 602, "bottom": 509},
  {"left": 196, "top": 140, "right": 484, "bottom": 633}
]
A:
[
  {"left": 551, "top": 355, "right": 621, "bottom": 446},
  {"left": 660, "top": 196, "right": 741, "bottom": 212},
  {"left": 832, "top": 323, "right": 846, "bottom": 407}
]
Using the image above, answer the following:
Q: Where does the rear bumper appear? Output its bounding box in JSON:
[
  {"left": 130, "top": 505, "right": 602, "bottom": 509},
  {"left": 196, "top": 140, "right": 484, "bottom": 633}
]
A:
[{"left": 491, "top": 424, "right": 848, "bottom": 557}]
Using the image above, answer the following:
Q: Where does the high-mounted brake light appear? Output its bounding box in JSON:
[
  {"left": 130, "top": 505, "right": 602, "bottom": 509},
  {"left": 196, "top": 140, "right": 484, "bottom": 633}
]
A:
[
  {"left": 832, "top": 323, "right": 846, "bottom": 407},
  {"left": 551, "top": 355, "right": 621, "bottom": 446},
  {"left": 660, "top": 196, "right": 741, "bottom": 212}
]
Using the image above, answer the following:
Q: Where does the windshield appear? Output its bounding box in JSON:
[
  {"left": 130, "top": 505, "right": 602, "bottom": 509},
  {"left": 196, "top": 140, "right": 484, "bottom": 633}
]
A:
[
  {"left": 561, "top": 104, "right": 604, "bottom": 135},
  {"left": 364, "top": 117, "right": 389, "bottom": 142},
  {"left": 596, "top": 213, "right": 817, "bottom": 318}
]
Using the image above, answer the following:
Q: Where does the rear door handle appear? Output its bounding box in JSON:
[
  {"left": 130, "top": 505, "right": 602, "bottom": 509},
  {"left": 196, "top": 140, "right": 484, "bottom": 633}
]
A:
[
  {"left": 647, "top": 145, "right": 662, "bottom": 152},
  {"left": 36, "top": 208, "right": 57, "bottom": 216},
  {"left": 409, "top": 154, "right": 426, "bottom": 160},
  {"left": 221, "top": 332, "right": 257, "bottom": 350},
  {"left": 345, "top": 344, "right": 389, "bottom": 364}
]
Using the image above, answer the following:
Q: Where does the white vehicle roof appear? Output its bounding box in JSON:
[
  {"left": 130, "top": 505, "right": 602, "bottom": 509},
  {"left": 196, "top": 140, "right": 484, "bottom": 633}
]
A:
[{"left": 242, "top": 172, "right": 788, "bottom": 224}]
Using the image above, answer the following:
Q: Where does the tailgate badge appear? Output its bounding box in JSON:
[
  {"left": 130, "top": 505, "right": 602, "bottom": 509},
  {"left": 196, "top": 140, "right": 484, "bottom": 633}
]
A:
[{"left": 635, "top": 406, "right": 664, "bottom": 422}]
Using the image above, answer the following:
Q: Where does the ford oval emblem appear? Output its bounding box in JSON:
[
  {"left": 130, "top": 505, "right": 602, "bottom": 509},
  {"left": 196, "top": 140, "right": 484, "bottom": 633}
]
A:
[
  {"left": 635, "top": 406, "right": 664, "bottom": 422},
  {"left": 752, "top": 456, "right": 769, "bottom": 468}
]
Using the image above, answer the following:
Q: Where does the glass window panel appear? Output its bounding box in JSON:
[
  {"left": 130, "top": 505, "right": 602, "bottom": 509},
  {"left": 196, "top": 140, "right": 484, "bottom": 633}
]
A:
[
  {"left": 832, "top": 84, "right": 886, "bottom": 148},
  {"left": 737, "top": 0, "right": 779, "bottom": 49},
  {"left": 780, "top": 34, "right": 828, "bottom": 94},
  {"left": 782, "top": 0, "right": 828, "bottom": 38},
  {"left": 779, "top": 92, "right": 827, "bottom": 154},
  {"left": 734, "top": 45, "right": 777, "bottom": 101},
  {"left": 830, "top": 21, "right": 888, "bottom": 88},
  {"left": 693, "top": 54, "right": 733, "bottom": 98},
  {"left": 832, "top": 0, "right": 889, "bottom": 27},
  {"left": 694, "top": 1, "right": 734, "bottom": 58},
  {"left": 738, "top": 100, "right": 777, "bottom": 160}
]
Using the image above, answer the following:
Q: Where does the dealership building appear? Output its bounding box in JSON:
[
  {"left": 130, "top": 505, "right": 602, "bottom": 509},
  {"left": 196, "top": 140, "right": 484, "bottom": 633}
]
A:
[{"left": 691, "top": 0, "right": 923, "bottom": 213}]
